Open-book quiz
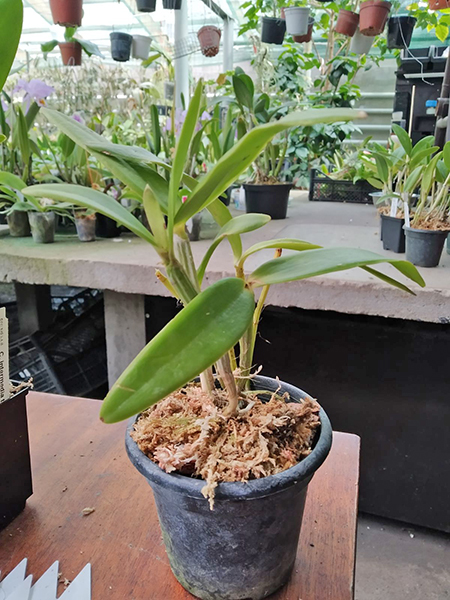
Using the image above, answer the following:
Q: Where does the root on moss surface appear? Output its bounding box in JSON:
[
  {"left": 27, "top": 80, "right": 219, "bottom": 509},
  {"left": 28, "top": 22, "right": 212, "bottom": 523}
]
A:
[{"left": 131, "top": 384, "right": 321, "bottom": 508}]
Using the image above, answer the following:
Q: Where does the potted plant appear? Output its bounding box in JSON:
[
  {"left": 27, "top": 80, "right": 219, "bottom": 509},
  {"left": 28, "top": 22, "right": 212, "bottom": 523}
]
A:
[
  {"left": 132, "top": 34, "right": 152, "bottom": 60},
  {"left": 359, "top": 0, "right": 391, "bottom": 36},
  {"left": 293, "top": 17, "right": 315, "bottom": 42},
  {"left": 197, "top": 26, "right": 222, "bottom": 57},
  {"left": 137, "top": 0, "right": 156, "bottom": 11},
  {"left": 335, "top": 9, "right": 359, "bottom": 37},
  {"left": 284, "top": 6, "right": 310, "bottom": 36},
  {"left": 110, "top": 32, "right": 133, "bottom": 62},
  {"left": 24, "top": 83, "right": 424, "bottom": 599},
  {"left": 41, "top": 27, "right": 103, "bottom": 66},
  {"left": 74, "top": 209, "right": 96, "bottom": 242},
  {"left": 387, "top": 15, "right": 417, "bottom": 49},
  {"left": 49, "top": 0, "right": 83, "bottom": 27},
  {"left": 0, "top": 172, "right": 33, "bottom": 237}
]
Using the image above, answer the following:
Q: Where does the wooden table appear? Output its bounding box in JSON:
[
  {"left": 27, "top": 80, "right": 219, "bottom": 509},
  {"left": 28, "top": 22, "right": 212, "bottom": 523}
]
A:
[{"left": 0, "top": 392, "right": 360, "bottom": 599}]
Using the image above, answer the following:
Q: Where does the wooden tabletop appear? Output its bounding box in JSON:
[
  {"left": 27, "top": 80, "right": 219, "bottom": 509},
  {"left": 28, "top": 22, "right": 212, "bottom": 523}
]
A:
[{"left": 0, "top": 392, "right": 360, "bottom": 600}]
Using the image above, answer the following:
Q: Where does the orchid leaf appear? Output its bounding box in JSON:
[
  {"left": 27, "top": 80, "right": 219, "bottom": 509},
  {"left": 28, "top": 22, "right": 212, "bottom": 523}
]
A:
[{"left": 0, "top": 0, "right": 23, "bottom": 92}]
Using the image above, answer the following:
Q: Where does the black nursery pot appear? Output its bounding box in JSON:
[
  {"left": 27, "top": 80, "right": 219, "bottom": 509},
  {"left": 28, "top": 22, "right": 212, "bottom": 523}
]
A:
[
  {"left": 126, "top": 375, "right": 332, "bottom": 600},
  {"left": 261, "top": 16, "right": 286, "bottom": 44},
  {"left": 244, "top": 183, "right": 292, "bottom": 219},
  {"left": 0, "top": 385, "right": 33, "bottom": 530},
  {"left": 110, "top": 32, "right": 133, "bottom": 62},
  {"left": 96, "top": 214, "right": 121, "bottom": 238},
  {"left": 137, "top": 0, "right": 157, "bottom": 11},
  {"left": 387, "top": 16, "right": 417, "bottom": 50},
  {"left": 380, "top": 214, "right": 405, "bottom": 253},
  {"left": 163, "top": 0, "right": 182, "bottom": 9},
  {"left": 405, "top": 226, "right": 448, "bottom": 267}
]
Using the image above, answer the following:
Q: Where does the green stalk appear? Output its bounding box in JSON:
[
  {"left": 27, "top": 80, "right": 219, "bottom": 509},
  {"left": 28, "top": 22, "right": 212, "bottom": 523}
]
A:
[{"left": 175, "top": 237, "right": 201, "bottom": 293}]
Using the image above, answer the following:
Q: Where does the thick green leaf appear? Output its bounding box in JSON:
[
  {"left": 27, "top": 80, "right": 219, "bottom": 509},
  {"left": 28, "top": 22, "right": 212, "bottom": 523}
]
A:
[
  {"left": 150, "top": 104, "right": 161, "bottom": 156},
  {"left": 404, "top": 165, "right": 423, "bottom": 193},
  {"left": 24, "top": 183, "right": 156, "bottom": 245},
  {"left": 239, "top": 238, "right": 321, "bottom": 265},
  {"left": 143, "top": 185, "right": 167, "bottom": 249},
  {"left": 443, "top": 141, "right": 450, "bottom": 171},
  {"left": 361, "top": 266, "right": 416, "bottom": 295},
  {"left": 392, "top": 124, "right": 412, "bottom": 157},
  {"left": 175, "top": 108, "right": 363, "bottom": 224},
  {"left": 411, "top": 135, "right": 435, "bottom": 158},
  {"left": 410, "top": 146, "right": 439, "bottom": 170},
  {"left": 100, "top": 278, "right": 255, "bottom": 423},
  {"left": 77, "top": 38, "right": 103, "bottom": 58},
  {"left": 232, "top": 74, "right": 254, "bottom": 110},
  {"left": 0, "top": 0, "right": 23, "bottom": 91},
  {"left": 41, "top": 40, "right": 58, "bottom": 55},
  {"left": 0, "top": 171, "right": 26, "bottom": 190},
  {"left": 207, "top": 197, "right": 242, "bottom": 260},
  {"left": 248, "top": 247, "right": 425, "bottom": 289},
  {"left": 374, "top": 154, "right": 389, "bottom": 184}
]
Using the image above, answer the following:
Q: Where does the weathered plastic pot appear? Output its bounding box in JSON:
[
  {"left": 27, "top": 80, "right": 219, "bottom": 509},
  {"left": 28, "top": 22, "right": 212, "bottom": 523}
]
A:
[
  {"left": 381, "top": 214, "right": 405, "bottom": 253},
  {"left": 335, "top": 9, "right": 359, "bottom": 37},
  {"left": 49, "top": 0, "right": 83, "bottom": 27},
  {"left": 75, "top": 214, "right": 96, "bottom": 242},
  {"left": 447, "top": 233, "right": 450, "bottom": 255},
  {"left": 29, "top": 212, "right": 55, "bottom": 244},
  {"left": 137, "top": 0, "right": 156, "bottom": 12},
  {"left": 7, "top": 211, "right": 30, "bottom": 238},
  {"left": 405, "top": 226, "right": 447, "bottom": 267},
  {"left": 96, "top": 214, "right": 121, "bottom": 238},
  {"left": 359, "top": 0, "right": 391, "bottom": 36},
  {"left": 59, "top": 42, "right": 82, "bottom": 66},
  {"left": 162, "top": 0, "right": 182, "bottom": 8},
  {"left": 350, "top": 26, "right": 374, "bottom": 54},
  {"left": 387, "top": 16, "right": 416, "bottom": 49},
  {"left": 197, "top": 26, "right": 221, "bottom": 57},
  {"left": 261, "top": 17, "right": 286, "bottom": 44},
  {"left": 284, "top": 6, "right": 310, "bottom": 36},
  {"left": 132, "top": 35, "right": 152, "bottom": 60},
  {"left": 293, "top": 18, "right": 314, "bottom": 43},
  {"left": 244, "top": 183, "right": 292, "bottom": 220},
  {"left": 126, "top": 375, "right": 332, "bottom": 600},
  {"left": 110, "top": 32, "right": 133, "bottom": 62}
]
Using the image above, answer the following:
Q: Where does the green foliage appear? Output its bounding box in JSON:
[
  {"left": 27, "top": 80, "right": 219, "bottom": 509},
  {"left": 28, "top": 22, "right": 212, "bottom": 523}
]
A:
[
  {"left": 0, "top": 0, "right": 23, "bottom": 92},
  {"left": 41, "top": 26, "right": 103, "bottom": 60}
]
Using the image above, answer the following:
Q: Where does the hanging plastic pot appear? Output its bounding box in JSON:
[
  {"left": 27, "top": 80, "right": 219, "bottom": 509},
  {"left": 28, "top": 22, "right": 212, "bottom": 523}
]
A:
[
  {"left": 387, "top": 16, "right": 416, "bottom": 49},
  {"left": 137, "top": 0, "right": 156, "bottom": 12},
  {"left": 197, "top": 26, "right": 221, "bottom": 57},
  {"left": 293, "top": 18, "right": 314, "bottom": 43},
  {"left": 284, "top": 7, "right": 310, "bottom": 36},
  {"left": 162, "top": 0, "right": 182, "bottom": 9},
  {"left": 261, "top": 16, "right": 286, "bottom": 44},
  {"left": 110, "top": 32, "right": 133, "bottom": 62},
  {"left": 49, "top": 0, "right": 83, "bottom": 27},
  {"left": 58, "top": 42, "right": 82, "bottom": 66},
  {"left": 132, "top": 35, "right": 152, "bottom": 60},
  {"left": 335, "top": 9, "right": 359, "bottom": 37},
  {"left": 429, "top": 0, "right": 450, "bottom": 10},
  {"left": 359, "top": 0, "right": 391, "bottom": 36},
  {"left": 350, "top": 26, "right": 374, "bottom": 54}
]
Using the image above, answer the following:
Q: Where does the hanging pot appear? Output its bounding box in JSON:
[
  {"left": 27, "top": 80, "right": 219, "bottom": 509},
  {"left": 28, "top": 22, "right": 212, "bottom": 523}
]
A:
[
  {"left": 405, "top": 226, "right": 448, "bottom": 267},
  {"left": 132, "top": 35, "right": 152, "bottom": 60},
  {"left": 429, "top": 0, "right": 450, "bottom": 10},
  {"left": 284, "top": 6, "right": 310, "bottom": 36},
  {"left": 59, "top": 42, "right": 82, "bottom": 66},
  {"left": 350, "top": 26, "right": 375, "bottom": 54},
  {"left": 387, "top": 16, "right": 416, "bottom": 49},
  {"left": 49, "top": 0, "right": 83, "bottom": 27},
  {"left": 359, "top": 0, "right": 391, "bottom": 36},
  {"left": 162, "top": 0, "right": 182, "bottom": 9},
  {"left": 110, "top": 32, "right": 133, "bottom": 62},
  {"left": 261, "top": 16, "right": 286, "bottom": 44},
  {"left": 293, "top": 18, "right": 315, "bottom": 43},
  {"left": 126, "top": 375, "right": 332, "bottom": 600},
  {"left": 197, "top": 26, "right": 221, "bottom": 57},
  {"left": 335, "top": 10, "right": 359, "bottom": 37},
  {"left": 29, "top": 212, "right": 55, "bottom": 244},
  {"left": 7, "top": 211, "right": 30, "bottom": 237},
  {"left": 136, "top": 0, "right": 157, "bottom": 12},
  {"left": 75, "top": 213, "right": 96, "bottom": 242},
  {"left": 244, "top": 183, "right": 292, "bottom": 220}
]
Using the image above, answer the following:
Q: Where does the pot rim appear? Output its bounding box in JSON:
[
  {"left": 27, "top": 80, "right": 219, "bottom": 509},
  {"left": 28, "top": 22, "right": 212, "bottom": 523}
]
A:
[
  {"left": 381, "top": 213, "right": 405, "bottom": 222},
  {"left": 262, "top": 16, "right": 286, "bottom": 23},
  {"left": 404, "top": 225, "right": 449, "bottom": 235},
  {"left": 243, "top": 182, "right": 293, "bottom": 189},
  {"left": 360, "top": 0, "right": 392, "bottom": 7},
  {"left": 110, "top": 31, "right": 133, "bottom": 40},
  {"left": 126, "top": 375, "right": 333, "bottom": 501},
  {"left": 284, "top": 6, "right": 310, "bottom": 12}
]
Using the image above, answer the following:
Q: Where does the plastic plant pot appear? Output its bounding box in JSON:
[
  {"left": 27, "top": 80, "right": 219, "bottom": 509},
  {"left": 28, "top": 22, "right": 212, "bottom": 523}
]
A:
[
  {"left": 350, "top": 27, "right": 375, "bottom": 54},
  {"left": 162, "top": 0, "right": 182, "bottom": 9},
  {"left": 126, "top": 375, "right": 332, "bottom": 600},
  {"left": 96, "top": 214, "right": 121, "bottom": 238},
  {"left": 197, "top": 26, "right": 221, "bottom": 57},
  {"left": 284, "top": 6, "right": 310, "bottom": 36},
  {"left": 136, "top": 0, "right": 156, "bottom": 12},
  {"left": 6, "top": 211, "right": 30, "bottom": 238},
  {"left": 132, "top": 35, "right": 152, "bottom": 60},
  {"left": 335, "top": 9, "right": 359, "bottom": 37},
  {"left": 59, "top": 42, "right": 82, "bottom": 66},
  {"left": 380, "top": 214, "right": 405, "bottom": 253},
  {"left": 261, "top": 17, "right": 286, "bottom": 44},
  {"left": 110, "top": 32, "right": 133, "bottom": 62},
  {"left": 244, "top": 183, "right": 292, "bottom": 220},
  {"left": 75, "top": 214, "right": 96, "bottom": 242},
  {"left": 359, "top": 0, "right": 391, "bottom": 36},
  {"left": 29, "top": 212, "right": 56, "bottom": 244},
  {"left": 387, "top": 16, "right": 416, "bottom": 49},
  {"left": 404, "top": 226, "right": 448, "bottom": 267},
  {"left": 49, "top": 0, "right": 83, "bottom": 27},
  {"left": 293, "top": 18, "right": 315, "bottom": 43}
]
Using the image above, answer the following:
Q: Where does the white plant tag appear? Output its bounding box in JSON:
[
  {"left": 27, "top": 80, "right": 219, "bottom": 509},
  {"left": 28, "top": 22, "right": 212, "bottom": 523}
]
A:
[
  {"left": 390, "top": 197, "right": 399, "bottom": 218},
  {"left": 0, "top": 307, "right": 9, "bottom": 403},
  {"left": 403, "top": 193, "right": 410, "bottom": 228}
]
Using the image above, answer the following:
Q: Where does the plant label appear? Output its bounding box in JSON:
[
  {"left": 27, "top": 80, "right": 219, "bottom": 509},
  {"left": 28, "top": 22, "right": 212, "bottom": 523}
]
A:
[{"left": 0, "top": 307, "right": 9, "bottom": 402}]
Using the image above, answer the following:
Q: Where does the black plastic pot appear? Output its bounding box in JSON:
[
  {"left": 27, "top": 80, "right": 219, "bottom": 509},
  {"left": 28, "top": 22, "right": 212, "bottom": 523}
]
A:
[
  {"left": 244, "top": 183, "right": 292, "bottom": 219},
  {"left": 7, "top": 211, "right": 30, "bottom": 237},
  {"left": 96, "top": 214, "right": 121, "bottom": 238},
  {"left": 110, "top": 32, "right": 133, "bottom": 62},
  {"left": 126, "top": 375, "right": 332, "bottom": 600},
  {"left": 404, "top": 226, "right": 447, "bottom": 267},
  {"left": 261, "top": 16, "right": 286, "bottom": 44},
  {"left": 0, "top": 385, "right": 33, "bottom": 530},
  {"left": 163, "top": 0, "right": 182, "bottom": 8},
  {"left": 137, "top": 0, "right": 156, "bottom": 11},
  {"left": 380, "top": 214, "right": 405, "bottom": 252},
  {"left": 387, "top": 16, "right": 416, "bottom": 50}
]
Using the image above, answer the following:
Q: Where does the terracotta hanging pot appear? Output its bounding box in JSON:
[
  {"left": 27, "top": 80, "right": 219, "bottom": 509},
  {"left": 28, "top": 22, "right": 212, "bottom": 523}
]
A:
[
  {"left": 359, "top": 0, "right": 391, "bottom": 36},
  {"left": 293, "top": 18, "right": 315, "bottom": 43},
  {"left": 428, "top": 0, "right": 450, "bottom": 10},
  {"left": 197, "top": 26, "right": 221, "bottom": 57},
  {"left": 59, "top": 42, "right": 82, "bottom": 66},
  {"left": 49, "top": 0, "right": 83, "bottom": 27},
  {"left": 335, "top": 9, "right": 359, "bottom": 37}
]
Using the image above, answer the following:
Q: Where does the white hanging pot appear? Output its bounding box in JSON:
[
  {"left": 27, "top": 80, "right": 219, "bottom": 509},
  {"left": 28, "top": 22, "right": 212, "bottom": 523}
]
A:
[
  {"left": 350, "top": 27, "right": 375, "bottom": 54},
  {"left": 284, "top": 6, "right": 310, "bottom": 36},
  {"left": 132, "top": 35, "right": 152, "bottom": 60}
]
